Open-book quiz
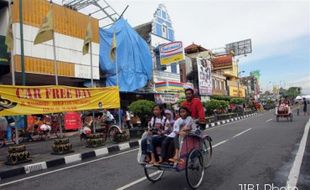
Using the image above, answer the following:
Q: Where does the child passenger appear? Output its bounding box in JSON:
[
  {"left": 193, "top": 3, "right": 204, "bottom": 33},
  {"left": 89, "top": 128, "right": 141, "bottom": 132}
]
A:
[
  {"left": 141, "top": 105, "right": 169, "bottom": 164},
  {"left": 167, "top": 107, "right": 195, "bottom": 164}
]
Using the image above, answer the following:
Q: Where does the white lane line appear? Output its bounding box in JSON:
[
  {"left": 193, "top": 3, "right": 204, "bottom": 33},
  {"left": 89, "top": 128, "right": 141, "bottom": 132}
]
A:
[
  {"left": 116, "top": 171, "right": 162, "bottom": 190},
  {"left": 212, "top": 140, "right": 228, "bottom": 148},
  {"left": 0, "top": 148, "right": 139, "bottom": 187},
  {"left": 116, "top": 128, "right": 252, "bottom": 190},
  {"left": 286, "top": 118, "right": 310, "bottom": 188},
  {"left": 232, "top": 128, "right": 252, "bottom": 138},
  {"left": 265, "top": 119, "right": 273, "bottom": 123}
]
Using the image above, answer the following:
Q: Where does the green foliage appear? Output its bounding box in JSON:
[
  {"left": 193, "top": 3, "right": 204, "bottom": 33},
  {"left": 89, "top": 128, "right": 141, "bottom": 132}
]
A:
[
  {"left": 286, "top": 87, "right": 302, "bottom": 98},
  {"left": 128, "top": 100, "right": 156, "bottom": 127},
  {"left": 129, "top": 100, "right": 155, "bottom": 116},
  {"left": 176, "top": 97, "right": 186, "bottom": 106},
  {"left": 210, "top": 95, "right": 231, "bottom": 101},
  {"left": 204, "top": 99, "right": 229, "bottom": 115},
  {"left": 230, "top": 98, "right": 245, "bottom": 105}
]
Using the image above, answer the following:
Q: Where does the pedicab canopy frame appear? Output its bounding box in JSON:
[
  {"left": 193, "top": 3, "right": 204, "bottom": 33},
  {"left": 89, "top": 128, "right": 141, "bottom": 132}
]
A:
[{"left": 0, "top": 85, "right": 120, "bottom": 116}]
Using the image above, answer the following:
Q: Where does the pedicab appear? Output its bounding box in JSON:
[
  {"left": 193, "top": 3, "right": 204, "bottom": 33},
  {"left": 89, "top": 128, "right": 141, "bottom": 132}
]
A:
[
  {"left": 275, "top": 103, "right": 293, "bottom": 122},
  {"left": 137, "top": 130, "right": 213, "bottom": 189}
]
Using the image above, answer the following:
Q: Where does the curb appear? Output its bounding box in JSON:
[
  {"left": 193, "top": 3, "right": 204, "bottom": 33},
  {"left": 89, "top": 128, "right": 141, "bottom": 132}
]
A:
[
  {"left": 205, "top": 113, "right": 257, "bottom": 129},
  {"left": 0, "top": 140, "right": 140, "bottom": 181}
]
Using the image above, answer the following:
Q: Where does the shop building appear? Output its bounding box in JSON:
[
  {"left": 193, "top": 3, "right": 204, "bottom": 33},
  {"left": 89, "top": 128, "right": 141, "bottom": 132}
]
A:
[
  {"left": 0, "top": 0, "right": 100, "bottom": 86},
  {"left": 135, "top": 4, "right": 191, "bottom": 96}
]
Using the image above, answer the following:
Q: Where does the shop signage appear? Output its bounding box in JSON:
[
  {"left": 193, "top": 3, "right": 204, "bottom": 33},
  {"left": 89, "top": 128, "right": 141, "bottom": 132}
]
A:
[
  {"left": 229, "top": 86, "right": 246, "bottom": 97},
  {"left": 154, "top": 93, "right": 179, "bottom": 104},
  {"left": 159, "top": 41, "right": 184, "bottom": 65},
  {"left": 0, "top": 85, "right": 120, "bottom": 116},
  {"left": 64, "top": 112, "right": 82, "bottom": 130}
]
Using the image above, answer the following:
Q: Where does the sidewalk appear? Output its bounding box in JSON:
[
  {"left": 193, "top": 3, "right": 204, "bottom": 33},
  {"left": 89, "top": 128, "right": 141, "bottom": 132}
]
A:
[{"left": 0, "top": 112, "right": 258, "bottom": 180}]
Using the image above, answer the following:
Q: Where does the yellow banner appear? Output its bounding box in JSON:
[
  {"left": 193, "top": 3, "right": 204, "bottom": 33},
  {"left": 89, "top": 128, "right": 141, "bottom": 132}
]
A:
[
  {"left": 0, "top": 85, "right": 120, "bottom": 116},
  {"left": 229, "top": 86, "right": 246, "bottom": 97},
  {"left": 160, "top": 54, "right": 184, "bottom": 65}
]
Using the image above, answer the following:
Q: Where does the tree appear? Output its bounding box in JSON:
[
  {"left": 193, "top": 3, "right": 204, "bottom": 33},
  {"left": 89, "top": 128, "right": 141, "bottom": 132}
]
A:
[
  {"left": 128, "top": 100, "right": 155, "bottom": 127},
  {"left": 279, "top": 87, "right": 287, "bottom": 97},
  {"left": 286, "top": 87, "right": 302, "bottom": 98}
]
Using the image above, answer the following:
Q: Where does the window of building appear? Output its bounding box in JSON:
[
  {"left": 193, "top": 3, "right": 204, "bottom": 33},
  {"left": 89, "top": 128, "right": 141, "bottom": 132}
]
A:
[
  {"left": 216, "top": 80, "right": 220, "bottom": 89},
  {"left": 155, "top": 23, "right": 162, "bottom": 36},
  {"left": 168, "top": 29, "right": 175, "bottom": 41},
  {"left": 171, "top": 63, "right": 177, "bottom": 73},
  {"left": 212, "top": 79, "right": 216, "bottom": 89},
  {"left": 162, "top": 10, "right": 167, "bottom": 19},
  {"left": 222, "top": 81, "right": 226, "bottom": 90},
  {"left": 157, "top": 9, "right": 161, "bottom": 16},
  {"left": 162, "top": 24, "right": 168, "bottom": 38}
]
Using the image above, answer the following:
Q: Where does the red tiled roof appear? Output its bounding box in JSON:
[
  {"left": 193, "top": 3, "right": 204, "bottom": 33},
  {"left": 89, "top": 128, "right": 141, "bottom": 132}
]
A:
[
  {"left": 185, "top": 43, "right": 208, "bottom": 54},
  {"left": 212, "top": 55, "right": 233, "bottom": 70}
]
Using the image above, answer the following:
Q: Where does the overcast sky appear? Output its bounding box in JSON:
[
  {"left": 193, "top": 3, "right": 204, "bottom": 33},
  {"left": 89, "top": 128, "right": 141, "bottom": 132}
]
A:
[{"left": 57, "top": 0, "right": 310, "bottom": 94}]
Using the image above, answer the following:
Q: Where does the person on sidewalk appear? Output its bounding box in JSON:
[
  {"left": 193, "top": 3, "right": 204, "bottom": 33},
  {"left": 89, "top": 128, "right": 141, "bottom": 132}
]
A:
[
  {"left": 181, "top": 88, "right": 206, "bottom": 130},
  {"left": 303, "top": 97, "right": 308, "bottom": 116},
  {"left": 0, "top": 116, "right": 8, "bottom": 147}
]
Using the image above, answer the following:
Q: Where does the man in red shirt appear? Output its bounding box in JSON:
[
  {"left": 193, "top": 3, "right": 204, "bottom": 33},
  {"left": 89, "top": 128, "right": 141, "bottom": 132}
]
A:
[{"left": 181, "top": 88, "right": 206, "bottom": 129}]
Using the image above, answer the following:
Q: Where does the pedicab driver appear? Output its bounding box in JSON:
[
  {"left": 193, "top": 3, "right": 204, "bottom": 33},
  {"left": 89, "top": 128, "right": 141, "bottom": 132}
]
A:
[{"left": 181, "top": 88, "right": 206, "bottom": 130}]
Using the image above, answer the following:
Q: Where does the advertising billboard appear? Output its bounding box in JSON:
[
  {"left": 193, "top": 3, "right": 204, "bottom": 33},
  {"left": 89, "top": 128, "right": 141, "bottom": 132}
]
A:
[
  {"left": 159, "top": 41, "right": 184, "bottom": 65},
  {"left": 197, "top": 58, "right": 212, "bottom": 96}
]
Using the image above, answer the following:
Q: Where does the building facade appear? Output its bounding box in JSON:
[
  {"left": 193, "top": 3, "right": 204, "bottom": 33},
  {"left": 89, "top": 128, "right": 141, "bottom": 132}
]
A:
[
  {"left": 135, "top": 4, "right": 191, "bottom": 96},
  {"left": 0, "top": 0, "right": 100, "bottom": 86}
]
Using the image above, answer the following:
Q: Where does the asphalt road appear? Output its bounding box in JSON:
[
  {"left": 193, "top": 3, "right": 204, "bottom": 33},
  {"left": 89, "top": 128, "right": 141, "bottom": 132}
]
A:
[{"left": 1, "top": 109, "right": 309, "bottom": 190}]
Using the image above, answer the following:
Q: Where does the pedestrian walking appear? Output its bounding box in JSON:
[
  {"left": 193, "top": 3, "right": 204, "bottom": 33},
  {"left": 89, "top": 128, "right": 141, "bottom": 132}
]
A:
[
  {"left": 303, "top": 97, "right": 308, "bottom": 116},
  {"left": 296, "top": 101, "right": 301, "bottom": 116},
  {"left": 5, "top": 116, "right": 15, "bottom": 143},
  {"left": 0, "top": 116, "right": 8, "bottom": 147}
]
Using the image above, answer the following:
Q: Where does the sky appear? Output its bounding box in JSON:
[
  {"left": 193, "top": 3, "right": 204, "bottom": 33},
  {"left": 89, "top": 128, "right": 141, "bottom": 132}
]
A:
[{"left": 58, "top": 0, "right": 310, "bottom": 94}]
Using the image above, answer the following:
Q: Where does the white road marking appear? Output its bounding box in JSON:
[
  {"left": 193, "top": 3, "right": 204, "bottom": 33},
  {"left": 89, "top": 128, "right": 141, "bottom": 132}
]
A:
[
  {"left": 286, "top": 118, "right": 310, "bottom": 188},
  {"left": 116, "top": 128, "right": 253, "bottom": 190},
  {"left": 115, "top": 171, "right": 162, "bottom": 190},
  {"left": 232, "top": 128, "right": 252, "bottom": 138},
  {"left": 0, "top": 148, "right": 139, "bottom": 187},
  {"left": 265, "top": 119, "right": 273, "bottom": 123},
  {"left": 212, "top": 140, "right": 228, "bottom": 148}
]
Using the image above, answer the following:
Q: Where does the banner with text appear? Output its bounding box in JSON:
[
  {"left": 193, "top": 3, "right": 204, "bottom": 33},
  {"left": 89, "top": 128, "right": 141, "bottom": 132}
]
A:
[{"left": 0, "top": 85, "right": 120, "bottom": 116}]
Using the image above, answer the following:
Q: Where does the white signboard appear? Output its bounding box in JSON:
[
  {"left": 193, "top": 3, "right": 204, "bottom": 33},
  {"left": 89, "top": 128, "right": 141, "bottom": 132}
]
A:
[
  {"left": 154, "top": 94, "right": 179, "bottom": 104},
  {"left": 197, "top": 58, "right": 212, "bottom": 95},
  {"left": 159, "top": 41, "right": 184, "bottom": 65}
]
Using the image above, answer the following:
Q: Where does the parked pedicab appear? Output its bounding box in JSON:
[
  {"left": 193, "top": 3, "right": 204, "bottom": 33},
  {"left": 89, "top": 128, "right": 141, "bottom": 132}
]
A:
[
  {"left": 81, "top": 111, "right": 126, "bottom": 143},
  {"left": 137, "top": 130, "right": 213, "bottom": 189}
]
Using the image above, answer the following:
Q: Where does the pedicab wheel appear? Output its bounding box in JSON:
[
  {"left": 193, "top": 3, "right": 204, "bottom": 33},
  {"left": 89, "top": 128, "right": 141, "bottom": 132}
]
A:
[
  {"left": 186, "top": 149, "right": 205, "bottom": 189},
  {"left": 203, "top": 137, "right": 213, "bottom": 168},
  {"left": 144, "top": 165, "right": 164, "bottom": 183},
  {"left": 0, "top": 139, "right": 5, "bottom": 148},
  {"left": 108, "top": 125, "right": 120, "bottom": 142},
  {"left": 290, "top": 114, "right": 293, "bottom": 122},
  {"left": 276, "top": 116, "right": 279, "bottom": 122}
]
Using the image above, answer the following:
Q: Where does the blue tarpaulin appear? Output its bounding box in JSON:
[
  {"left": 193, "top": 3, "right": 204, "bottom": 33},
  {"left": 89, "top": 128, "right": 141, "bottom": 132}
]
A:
[{"left": 99, "top": 18, "right": 152, "bottom": 92}]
